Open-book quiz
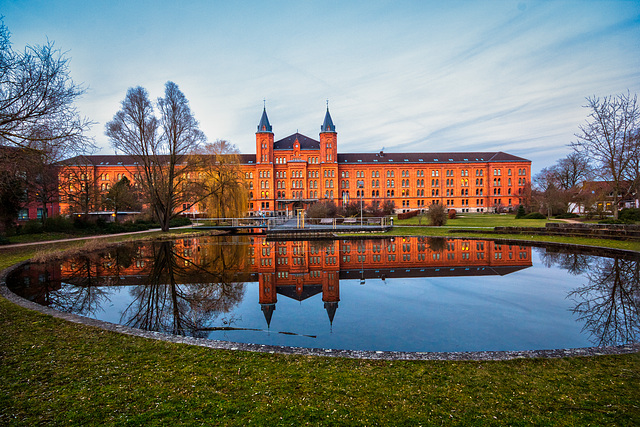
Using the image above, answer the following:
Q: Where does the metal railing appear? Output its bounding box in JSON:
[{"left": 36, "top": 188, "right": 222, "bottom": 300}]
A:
[
  {"left": 191, "top": 216, "right": 391, "bottom": 230},
  {"left": 191, "top": 217, "right": 288, "bottom": 230}
]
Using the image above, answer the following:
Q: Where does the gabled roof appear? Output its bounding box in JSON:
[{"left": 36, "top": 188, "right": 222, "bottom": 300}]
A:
[
  {"left": 337, "top": 151, "right": 530, "bottom": 164},
  {"left": 277, "top": 283, "right": 323, "bottom": 301},
  {"left": 273, "top": 133, "right": 320, "bottom": 150}
]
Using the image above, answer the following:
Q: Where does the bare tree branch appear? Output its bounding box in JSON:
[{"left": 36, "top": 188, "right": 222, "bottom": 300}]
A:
[{"left": 0, "top": 18, "right": 94, "bottom": 159}]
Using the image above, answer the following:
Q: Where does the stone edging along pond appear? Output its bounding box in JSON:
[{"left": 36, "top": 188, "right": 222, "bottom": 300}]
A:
[{"left": 1, "top": 237, "right": 639, "bottom": 362}]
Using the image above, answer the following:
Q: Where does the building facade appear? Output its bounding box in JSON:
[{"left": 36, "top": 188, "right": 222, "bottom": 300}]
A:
[
  {"left": 57, "top": 106, "right": 531, "bottom": 217},
  {"left": 242, "top": 107, "right": 531, "bottom": 216}
]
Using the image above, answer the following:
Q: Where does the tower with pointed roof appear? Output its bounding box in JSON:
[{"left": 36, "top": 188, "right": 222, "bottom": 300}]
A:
[
  {"left": 259, "top": 272, "right": 277, "bottom": 328},
  {"left": 319, "top": 106, "right": 338, "bottom": 200},
  {"left": 319, "top": 106, "right": 337, "bottom": 164},
  {"left": 256, "top": 107, "right": 274, "bottom": 165}
]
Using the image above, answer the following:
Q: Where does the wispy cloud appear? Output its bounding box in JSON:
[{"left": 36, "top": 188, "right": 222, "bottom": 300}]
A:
[{"left": 2, "top": 0, "right": 639, "bottom": 173}]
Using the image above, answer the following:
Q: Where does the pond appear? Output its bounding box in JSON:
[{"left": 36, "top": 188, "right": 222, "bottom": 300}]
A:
[{"left": 6, "top": 236, "right": 639, "bottom": 353}]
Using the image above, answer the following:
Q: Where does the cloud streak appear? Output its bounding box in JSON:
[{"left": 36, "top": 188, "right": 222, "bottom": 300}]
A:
[{"left": 2, "top": 0, "right": 638, "bottom": 173}]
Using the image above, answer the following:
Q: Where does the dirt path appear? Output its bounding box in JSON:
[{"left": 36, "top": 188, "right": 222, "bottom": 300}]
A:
[{"left": 555, "top": 218, "right": 582, "bottom": 224}]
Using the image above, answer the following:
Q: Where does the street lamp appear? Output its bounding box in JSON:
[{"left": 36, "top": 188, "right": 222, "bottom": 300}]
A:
[{"left": 358, "top": 180, "right": 364, "bottom": 226}]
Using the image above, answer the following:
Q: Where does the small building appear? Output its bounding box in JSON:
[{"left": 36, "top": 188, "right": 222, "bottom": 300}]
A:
[{"left": 569, "top": 181, "right": 639, "bottom": 214}]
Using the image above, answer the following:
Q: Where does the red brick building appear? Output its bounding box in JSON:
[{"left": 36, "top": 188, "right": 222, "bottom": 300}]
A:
[
  {"left": 243, "top": 107, "right": 531, "bottom": 216},
  {"left": 56, "top": 106, "right": 531, "bottom": 217}
]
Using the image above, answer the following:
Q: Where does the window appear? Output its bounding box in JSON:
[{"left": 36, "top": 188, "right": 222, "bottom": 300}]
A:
[{"left": 18, "top": 209, "right": 29, "bottom": 220}]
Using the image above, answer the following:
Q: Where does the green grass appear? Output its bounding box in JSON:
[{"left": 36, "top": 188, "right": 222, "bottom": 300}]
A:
[
  {"left": 6, "top": 231, "right": 79, "bottom": 244},
  {"left": 1, "top": 224, "right": 640, "bottom": 425},
  {"left": 396, "top": 212, "right": 557, "bottom": 228},
  {"left": 381, "top": 226, "right": 640, "bottom": 252}
]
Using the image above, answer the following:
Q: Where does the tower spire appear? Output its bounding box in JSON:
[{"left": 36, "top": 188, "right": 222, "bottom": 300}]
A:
[
  {"left": 321, "top": 103, "right": 335, "bottom": 133},
  {"left": 257, "top": 104, "right": 272, "bottom": 133}
]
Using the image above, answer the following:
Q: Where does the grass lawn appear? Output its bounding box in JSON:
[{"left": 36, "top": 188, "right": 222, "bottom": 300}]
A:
[
  {"left": 395, "top": 212, "right": 555, "bottom": 228},
  {"left": 1, "top": 223, "right": 639, "bottom": 425}
]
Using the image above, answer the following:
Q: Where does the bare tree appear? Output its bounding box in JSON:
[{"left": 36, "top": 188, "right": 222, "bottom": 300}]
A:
[
  {"left": 0, "top": 18, "right": 93, "bottom": 158},
  {"left": 426, "top": 203, "right": 447, "bottom": 226},
  {"left": 554, "top": 152, "right": 594, "bottom": 190},
  {"left": 572, "top": 92, "right": 640, "bottom": 218},
  {"left": 533, "top": 167, "right": 566, "bottom": 218},
  {"left": 105, "top": 82, "right": 206, "bottom": 231},
  {"left": 58, "top": 156, "right": 99, "bottom": 218}
]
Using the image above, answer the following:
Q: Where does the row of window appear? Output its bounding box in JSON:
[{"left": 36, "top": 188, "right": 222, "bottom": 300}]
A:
[
  {"left": 17, "top": 208, "right": 46, "bottom": 220},
  {"left": 255, "top": 176, "right": 527, "bottom": 193},
  {"left": 263, "top": 247, "right": 529, "bottom": 264},
  {"left": 274, "top": 156, "right": 323, "bottom": 164}
]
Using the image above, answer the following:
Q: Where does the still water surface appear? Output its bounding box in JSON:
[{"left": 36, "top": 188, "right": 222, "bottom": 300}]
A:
[{"left": 7, "top": 236, "right": 639, "bottom": 352}]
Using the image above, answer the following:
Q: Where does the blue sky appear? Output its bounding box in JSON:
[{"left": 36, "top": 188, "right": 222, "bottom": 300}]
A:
[{"left": 2, "top": 0, "right": 639, "bottom": 173}]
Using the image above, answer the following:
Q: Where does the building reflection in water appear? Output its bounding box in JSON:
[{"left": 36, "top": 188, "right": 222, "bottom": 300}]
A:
[
  {"left": 7, "top": 236, "right": 639, "bottom": 347},
  {"left": 252, "top": 237, "right": 533, "bottom": 328}
]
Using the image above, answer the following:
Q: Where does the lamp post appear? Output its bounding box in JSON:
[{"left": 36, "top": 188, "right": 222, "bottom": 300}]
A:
[{"left": 358, "top": 180, "right": 364, "bottom": 226}]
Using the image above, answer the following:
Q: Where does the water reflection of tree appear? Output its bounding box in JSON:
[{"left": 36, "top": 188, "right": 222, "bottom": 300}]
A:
[
  {"left": 537, "top": 250, "right": 593, "bottom": 275},
  {"left": 427, "top": 237, "right": 446, "bottom": 252},
  {"left": 121, "top": 239, "right": 247, "bottom": 338},
  {"left": 46, "top": 252, "right": 112, "bottom": 317},
  {"left": 566, "top": 256, "right": 640, "bottom": 346}
]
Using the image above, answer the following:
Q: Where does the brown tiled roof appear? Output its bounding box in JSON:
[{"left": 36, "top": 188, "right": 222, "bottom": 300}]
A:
[
  {"left": 337, "top": 151, "right": 530, "bottom": 164},
  {"left": 238, "top": 154, "right": 257, "bottom": 164}
]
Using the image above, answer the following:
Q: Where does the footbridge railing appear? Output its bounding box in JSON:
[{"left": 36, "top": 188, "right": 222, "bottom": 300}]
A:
[{"left": 191, "top": 217, "right": 288, "bottom": 230}]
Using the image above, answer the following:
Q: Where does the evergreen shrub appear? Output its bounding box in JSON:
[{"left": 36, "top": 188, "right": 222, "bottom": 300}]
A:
[
  {"left": 21, "top": 220, "right": 43, "bottom": 234},
  {"left": 619, "top": 208, "right": 640, "bottom": 222}
]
